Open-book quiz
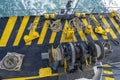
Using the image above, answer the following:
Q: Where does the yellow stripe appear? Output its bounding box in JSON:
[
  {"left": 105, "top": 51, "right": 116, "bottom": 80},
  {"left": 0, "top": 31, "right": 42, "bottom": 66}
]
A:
[
  {"left": 108, "top": 15, "right": 120, "bottom": 33},
  {"left": 5, "top": 74, "right": 58, "bottom": 80},
  {"left": 99, "top": 14, "right": 117, "bottom": 39},
  {"left": 49, "top": 32, "right": 57, "bottom": 44},
  {"left": 5, "top": 68, "right": 58, "bottom": 80},
  {"left": 78, "top": 30, "right": 87, "bottom": 41},
  {"left": 103, "top": 70, "right": 113, "bottom": 74},
  {"left": 49, "top": 19, "right": 61, "bottom": 44},
  {"left": 81, "top": 18, "right": 98, "bottom": 40},
  {"left": 60, "top": 20, "right": 77, "bottom": 43},
  {"left": 103, "top": 64, "right": 111, "bottom": 67},
  {"left": 90, "top": 15, "right": 108, "bottom": 39},
  {"left": 5, "top": 76, "right": 41, "bottom": 80},
  {"left": 0, "top": 16, "right": 17, "bottom": 47},
  {"left": 5, "top": 70, "right": 114, "bottom": 80},
  {"left": 105, "top": 77, "right": 115, "bottom": 80},
  {"left": 72, "top": 18, "right": 87, "bottom": 41},
  {"left": 26, "top": 16, "right": 40, "bottom": 45},
  {"left": 37, "top": 20, "right": 50, "bottom": 44},
  {"left": 13, "top": 16, "right": 30, "bottom": 46},
  {"left": 103, "top": 70, "right": 115, "bottom": 80}
]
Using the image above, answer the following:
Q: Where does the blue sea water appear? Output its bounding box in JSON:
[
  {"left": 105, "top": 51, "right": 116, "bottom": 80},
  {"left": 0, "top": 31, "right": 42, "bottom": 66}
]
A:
[{"left": 0, "top": 0, "right": 107, "bottom": 17}]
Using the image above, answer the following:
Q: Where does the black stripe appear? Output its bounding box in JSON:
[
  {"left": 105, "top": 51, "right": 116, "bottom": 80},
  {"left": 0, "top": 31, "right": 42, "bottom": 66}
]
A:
[
  {"left": 53, "top": 19, "right": 66, "bottom": 47},
  {"left": 68, "top": 19, "right": 82, "bottom": 42},
  {"left": 32, "top": 16, "right": 44, "bottom": 45},
  {"left": 42, "top": 20, "right": 52, "bottom": 45},
  {"left": 113, "top": 16, "right": 120, "bottom": 24},
  {"left": 7, "top": 16, "right": 23, "bottom": 47},
  {"left": 113, "top": 16, "right": 120, "bottom": 32},
  {"left": 103, "top": 75, "right": 114, "bottom": 78},
  {"left": 95, "top": 14, "right": 112, "bottom": 40},
  {"left": 105, "top": 14, "right": 120, "bottom": 40},
  {"left": 80, "top": 17, "right": 93, "bottom": 42},
  {"left": 0, "top": 17, "right": 9, "bottom": 39},
  {"left": 74, "top": 31, "right": 82, "bottom": 42},
  {"left": 87, "top": 14, "right": 104, "bottom": 41},
  {"left": 31, "top": 76, "right": 58, "bottom": 80},
  {"left": 19, "top": 16, "right": 35, "bottom": 46},
  {"left": 103, "top": 67, "right": 113, "bottom": 71}
]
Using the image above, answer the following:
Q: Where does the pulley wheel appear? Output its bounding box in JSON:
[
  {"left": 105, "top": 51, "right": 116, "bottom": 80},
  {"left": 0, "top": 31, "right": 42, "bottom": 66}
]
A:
[
  {"left": 75, "top": 43, "right": 86, "bottom": 62},
  {"left": 87, "top": 42, "right": 97, "bottom": 57},
  {"left": 95, "top": 41, "right": 104, "bottom": 60},
  {"left": 62, "top": 43, "right": 76, "bottom": 72},
  {"left": 59, "top": 44, "right": 65, "bottom": 66}
]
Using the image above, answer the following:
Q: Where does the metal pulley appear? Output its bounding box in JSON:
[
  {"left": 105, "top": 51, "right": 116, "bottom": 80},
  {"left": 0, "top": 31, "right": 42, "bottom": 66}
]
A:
[
  {"left": 88, "top": 41, "right": 113, "bottom": 61},
  {"left": 73, "top": 43, "right": 86, "bottom": 69},
  {"left": 48, "top": 45, "right": 63, "bottom": 71},
  {"left": 84, "top": 42, "right": 97, "bottom": 64},
  {"left": 94, "top": 41, "right": 105, "bottom": 60},
  {"left": 63, "top": 42, "right": 87, "bottom": 71},
  {"left": 74, "top": 43, "right": 86, "bottom": 62},
  {"left": 85, "top": 41, "right": 105, "bottom": 64},
  {"left": 61, "top": 43, "right": 76, "bottom": 72},
  {"left": 48, "top": 43, "right": 80, "bottom": 72},
  {"left": 48, "top": 41, "right": 111, "bottom": 72}
]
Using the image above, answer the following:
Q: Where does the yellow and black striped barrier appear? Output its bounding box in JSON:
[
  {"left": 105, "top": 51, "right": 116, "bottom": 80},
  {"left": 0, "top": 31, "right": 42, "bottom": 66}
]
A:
[{"left": 0, "top": 13, "right": 120, "bottom": 47}]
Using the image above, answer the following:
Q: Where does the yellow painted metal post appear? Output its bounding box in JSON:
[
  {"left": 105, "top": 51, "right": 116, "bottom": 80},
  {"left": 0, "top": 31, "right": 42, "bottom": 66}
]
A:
[
  {"left": 0, "top": 16, "right": 17, "bottom": 47},
  {"left": 26, "top": 16, "right": 40, "bottom": 45},
  {"left": 81, "top": 18, "right": 98, "bottom": 40},
  {"left": 89, "top": 14, "right": 108, "bottom": 39},
  {"left": 60, "top": 20, "right": 77, "bottom": 43}
]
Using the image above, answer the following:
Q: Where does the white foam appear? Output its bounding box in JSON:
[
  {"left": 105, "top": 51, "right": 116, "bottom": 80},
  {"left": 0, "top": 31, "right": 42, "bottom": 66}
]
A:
[{"left": 102, "top": 0, "right": 120, "bottom": 11}]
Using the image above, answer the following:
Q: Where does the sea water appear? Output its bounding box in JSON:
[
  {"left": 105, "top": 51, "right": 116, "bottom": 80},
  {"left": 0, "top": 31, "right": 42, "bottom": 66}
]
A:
[{"left": 0, "top": 0, "right": 119, "bottom": 17}]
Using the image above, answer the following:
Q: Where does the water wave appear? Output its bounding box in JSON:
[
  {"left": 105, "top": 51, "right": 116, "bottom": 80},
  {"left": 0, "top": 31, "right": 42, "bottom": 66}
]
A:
[{"left": 0, "top": 0, "right": 119, "bottom": 17}]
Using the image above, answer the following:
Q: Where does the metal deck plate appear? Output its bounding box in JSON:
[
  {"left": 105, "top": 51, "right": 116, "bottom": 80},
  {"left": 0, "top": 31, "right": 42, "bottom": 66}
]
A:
[{"left": 0, "top": 13, "right": 120, "bottom": 80}]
